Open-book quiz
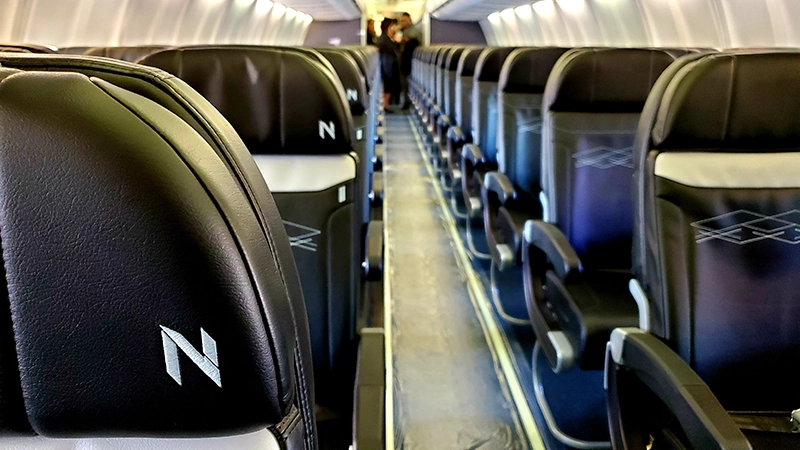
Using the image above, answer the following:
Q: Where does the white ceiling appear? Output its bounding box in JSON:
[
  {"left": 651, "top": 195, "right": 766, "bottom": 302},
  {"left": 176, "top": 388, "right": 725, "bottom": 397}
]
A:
[
  {"left": 0, "top": 0, "right": 315, "bottom": 47},
  {"left": 284, "top": 0, "right": 362, "bottom": 21},
  {"left": 428, "top": 0, "right": 524, "bottom": 21},
  {"left": 480, "top": 0, "right": 800, "bottom": 48}
]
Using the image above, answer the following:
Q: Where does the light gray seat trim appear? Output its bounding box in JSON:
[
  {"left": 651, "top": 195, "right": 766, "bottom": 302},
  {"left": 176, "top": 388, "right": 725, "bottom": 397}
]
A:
[
  {"left": 655, "top": 152, "right": 800, "bottom": 188},
  {"left": 1, "top": 428, "right": 280, "bottom": 450},
  {"left": 254, "top": 154, "right": 357, "bottom": 192}
]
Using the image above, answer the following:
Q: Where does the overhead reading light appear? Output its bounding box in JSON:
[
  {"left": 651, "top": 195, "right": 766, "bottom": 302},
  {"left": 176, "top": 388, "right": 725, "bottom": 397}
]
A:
[
  {"left": 488, "top": 12, "right": 501, "bottom": 23},
  {"left": 235, "top": 0, "right": 255, "bottom": 6},
  {"left": 500, "top": 8, "right": 516, "bottom": 21},
  {"left": 285, "top": 7, "right": 297, "bottom": 19}
]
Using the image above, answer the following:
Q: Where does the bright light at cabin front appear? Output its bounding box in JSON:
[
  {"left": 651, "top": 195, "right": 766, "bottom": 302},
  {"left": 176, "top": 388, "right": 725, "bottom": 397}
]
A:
[
  {"left": 532, "top": 0, "right": 556, "bottom": 16},
  {"left": 514, "top": 4, "right": 534, "bottom": 19},
  {"left": 272, "top": 3, "right": 287, "bottom": 16},
  {"left": 255, "top": 0, "right": 273, "bottom": 15},
  {"left": 557, "top": 0, "right": 585, "bottom": 13}
]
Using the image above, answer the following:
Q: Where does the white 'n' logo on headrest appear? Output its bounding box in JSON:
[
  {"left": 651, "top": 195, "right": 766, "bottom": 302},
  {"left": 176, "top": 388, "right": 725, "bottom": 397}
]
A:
[
  {"left": 319, "top": 120, "right": 336, "bottom": 139},
  {"left": 346, "top": 89, "right": 358, "bottom": 101},
  {"left": 160, "top": 326, "right": 221, "bottom": 387}
]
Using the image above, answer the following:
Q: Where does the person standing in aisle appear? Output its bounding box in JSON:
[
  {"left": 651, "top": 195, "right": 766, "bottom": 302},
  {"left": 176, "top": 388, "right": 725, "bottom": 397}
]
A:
[
  {"left": 366, "top": 19, "right": 377, "bottom": 45},
  {"left": 399, "top": 12, "right": 421, "bottom": 110},
  {"left": 377, "top": 19, "right": 401, "bottom": 113}
]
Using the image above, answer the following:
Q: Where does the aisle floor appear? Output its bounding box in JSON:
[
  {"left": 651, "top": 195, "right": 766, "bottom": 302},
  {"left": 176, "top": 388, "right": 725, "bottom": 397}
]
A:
[{"left": 383, "top": 113, "right": 529, "bottom": 450}]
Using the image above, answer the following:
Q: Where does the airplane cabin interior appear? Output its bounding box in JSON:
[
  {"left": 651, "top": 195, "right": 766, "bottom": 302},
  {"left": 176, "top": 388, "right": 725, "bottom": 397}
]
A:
[{"left": 0, "top": 1, "right": 799, "bottom": 449}]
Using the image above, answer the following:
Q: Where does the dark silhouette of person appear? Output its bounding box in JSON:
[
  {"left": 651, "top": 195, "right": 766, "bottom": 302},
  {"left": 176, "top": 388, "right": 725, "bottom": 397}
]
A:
[
  {"left": 399, "top": 12, "right": 421, "bottom": 109},
  {"left": 377, "top": 19, "right": 400, "bottom": 111}
]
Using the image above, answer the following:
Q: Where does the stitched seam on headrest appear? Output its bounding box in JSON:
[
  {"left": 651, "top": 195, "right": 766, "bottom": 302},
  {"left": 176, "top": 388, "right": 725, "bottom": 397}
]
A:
[
  {"left": 0, "top": 54, "right": 175, "bottom": 81},
  {"left": 293, "top": 346, "right": 313, "bottom": 448},
  {"left": 722, "top": 56, "right": 736, "bottom": 143}
]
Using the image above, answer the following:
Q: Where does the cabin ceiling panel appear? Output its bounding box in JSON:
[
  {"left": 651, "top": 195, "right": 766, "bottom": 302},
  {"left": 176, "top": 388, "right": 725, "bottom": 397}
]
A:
[
  {"left": 280, "top": 0, "right": 361, "bottom": 20},
  {"left": 432, "top": 0, "right": 528, "bottom": 21},
  {"left": 0, "top": 0, "right": 335, "bottom": 48},
  {"left": 478, "top": 0, "right": 800, "bottom": 49}
]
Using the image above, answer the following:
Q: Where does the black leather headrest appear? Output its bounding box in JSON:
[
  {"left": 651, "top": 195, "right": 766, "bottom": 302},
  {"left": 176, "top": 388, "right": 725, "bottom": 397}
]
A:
[
  {"left": 139, "top": 47, "right": 353, "bottom": 155},
  {"left": 650, "top": 51, "right": 800, "bottom": 150},
  {"left": 316, "top": 48, "right": 368, "bottom": 116},
  {"left": 419, "top": 49, "right": 428, "bottom": 63},
  {"left": 0, "top": 43, "right": 54, "bottom": 54},
  {"left": 500, "top": 47, "right": 568, "bottom": 94},
  {"left": 437, "top": 47, "right": 452, "bottom": 68},
  {"left": 341, "top": 47, "right": 370, "bottom": 88},
  {"left": 0, "top": 69, "right": 303, "bottom": 437},
  {"left": 447, "top": 47, "right": 467, "bottom": 71},
  {"left": 475, "top": 47, "right": 516, "bottom": 82},
  {"left": 85, "top": 46, "right": 170, "bottom": 62},
  {"left": 156, "top": 44, "right": 339, "bottom": 76},
  {"left": 546, "top": 48, "right": 678, "bottom": 113},
  {"left": 457, "top": 47, "right": 484, "bottom": 77},
  {"left": 57, "top": 46, "right": 92, "bottom": 55}
]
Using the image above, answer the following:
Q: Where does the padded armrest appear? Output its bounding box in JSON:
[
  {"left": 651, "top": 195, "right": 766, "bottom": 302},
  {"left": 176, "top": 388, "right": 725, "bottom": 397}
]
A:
[
  {"left": 370, "top": 172, "right": 383, "bottom": 207},
  {"left": 462, "top": 143, "right": 484, "bottom": 166},
  {"left": 373, "top": 143, "right": 384, "bottom": 173},
  {"left": 353, "top": 328, "right": 385, "bottom": 450},
  {"left": 447, "top": 126, "right": 465, "bottom": 143},
  {"left": 523, "top": 220, "right": 581, "bottom": 281},
  {"left": 609, "top": 328, "right": 752, "bottom": 450},
  {"left": 438, "top": 114, "right": 451, "bottom": 127},
  {"left": 363, "top": 220, "right": 384, "bottom": 281},
  {"left": 484, "top": 171, "right": 516, "bottom": 206},
  {"left": 544, "top": 271, "right": 637, "bottom": 370}
]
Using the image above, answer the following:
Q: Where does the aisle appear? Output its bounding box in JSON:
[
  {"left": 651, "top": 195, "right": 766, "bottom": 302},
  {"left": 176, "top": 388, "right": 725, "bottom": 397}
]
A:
[{"left": 383, "top": 112, "right": 532, "bottom": 450}]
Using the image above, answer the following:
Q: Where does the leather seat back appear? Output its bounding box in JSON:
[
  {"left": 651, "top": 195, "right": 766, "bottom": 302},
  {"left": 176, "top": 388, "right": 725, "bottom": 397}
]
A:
[
  {"left": 342, "top": 47, "right": 371, "bottom": 91},
  {"left": 542, "top": 48, "right": 678, "bottom": 270},
  {"left": 0, "top": 55, "right": 316, "bottom": 449},
  {"left": 634, "top": 50, "right": 800, "bottom": 412},
  {"left": 435, "top": 47, "right": 452, "bottom": 106},
  {"left": 426, "top": 48, "right": 438, "bottom": 96},
  {"left": 497, "top": 47, "right": 567, "bottom": 200},
  {"left": 454, "top": 47, "right": 483, "bottom": 135},
  {"left": 471, "top": 47, "right": 515, "bottom": 161},
  {"left": 316, "top": 48, "right": 372, "bottom": 226},
  {"left": 84, "top": 45, "right": 170, "bottom": 62},
  {"left": 56, "top": 46, "right": 92, "bottom": 54},
  {"left": 316, "top": 48, "right": 368, "bottom": 117},
  {"left": 139, "top": 47, "right": 359, "bottom": 411},
  {"left": 0, "top": 43, "right": 54, "bottom": 53},
  {"left": 444, "top": 47, "right": 467, "bottom": 117}
]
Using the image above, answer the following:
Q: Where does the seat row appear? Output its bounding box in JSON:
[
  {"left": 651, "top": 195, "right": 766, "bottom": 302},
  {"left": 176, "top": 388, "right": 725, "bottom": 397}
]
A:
[
  {"left": 411, "top": 45, "right": 800, "bottom": 450},
  {"left": 0, "top": 44, "right": 387, "bottom": 449}
]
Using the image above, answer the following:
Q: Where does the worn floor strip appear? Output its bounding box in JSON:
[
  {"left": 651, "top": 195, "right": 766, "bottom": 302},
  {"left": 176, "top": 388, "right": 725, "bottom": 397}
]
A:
[{"left": 384, "top": 112, "right": 537, "bottom": 450}]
